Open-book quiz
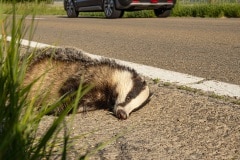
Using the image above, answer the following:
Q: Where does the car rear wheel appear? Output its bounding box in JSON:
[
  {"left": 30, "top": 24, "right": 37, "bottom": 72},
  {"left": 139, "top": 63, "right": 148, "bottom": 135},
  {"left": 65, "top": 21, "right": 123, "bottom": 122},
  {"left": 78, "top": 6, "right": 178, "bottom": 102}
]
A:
[
  {"left": 154, "top": 9, "right": 171, "bottom": 18},
  {"left": 103, "top": 0, "right": 124, "bottom": 19},
  {"left": 65, "top": 0, "right": 79, "bottom": 18}
]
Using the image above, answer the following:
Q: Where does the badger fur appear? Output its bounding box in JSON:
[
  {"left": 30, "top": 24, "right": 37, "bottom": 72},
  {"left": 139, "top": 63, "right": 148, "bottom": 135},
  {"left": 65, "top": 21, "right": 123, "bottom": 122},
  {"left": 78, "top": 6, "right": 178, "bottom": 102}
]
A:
[{"left": 23, "top": 47, "right": 150, "bottom": 120}]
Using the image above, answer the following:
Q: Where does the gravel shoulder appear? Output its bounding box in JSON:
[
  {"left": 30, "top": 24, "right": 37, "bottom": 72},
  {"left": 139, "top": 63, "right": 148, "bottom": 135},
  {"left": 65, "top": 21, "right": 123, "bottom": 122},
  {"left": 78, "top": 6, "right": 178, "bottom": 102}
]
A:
[{"left": 38, "top": 78, "right": 240, "bottom": 159}]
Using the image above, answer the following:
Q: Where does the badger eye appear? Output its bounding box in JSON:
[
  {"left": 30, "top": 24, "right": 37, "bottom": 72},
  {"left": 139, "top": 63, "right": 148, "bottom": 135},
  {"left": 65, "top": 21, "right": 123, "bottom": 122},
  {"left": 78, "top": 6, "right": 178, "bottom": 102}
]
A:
[{"left": 126, "top": 96, "right": 131, "bottom": 102}]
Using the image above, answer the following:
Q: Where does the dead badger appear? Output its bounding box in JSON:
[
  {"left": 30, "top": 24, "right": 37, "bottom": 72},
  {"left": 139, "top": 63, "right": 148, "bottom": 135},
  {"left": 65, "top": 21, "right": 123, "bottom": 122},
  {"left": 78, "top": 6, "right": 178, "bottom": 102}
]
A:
[{"left": 23, "top": 47, "right": 151, "bottom": 120}]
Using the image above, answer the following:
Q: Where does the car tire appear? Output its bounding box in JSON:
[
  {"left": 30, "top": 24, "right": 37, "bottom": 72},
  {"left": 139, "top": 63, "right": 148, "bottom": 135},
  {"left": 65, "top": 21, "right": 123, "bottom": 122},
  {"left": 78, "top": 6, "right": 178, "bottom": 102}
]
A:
[
  {"left": 154, "top": 9, "right": 171, "bottom": 18},
  {"left": 103, "top": 0, "right": 124, "bottom": 19},
  {"left": 65, "top": 0, "right": 79, "bottom": 18}
]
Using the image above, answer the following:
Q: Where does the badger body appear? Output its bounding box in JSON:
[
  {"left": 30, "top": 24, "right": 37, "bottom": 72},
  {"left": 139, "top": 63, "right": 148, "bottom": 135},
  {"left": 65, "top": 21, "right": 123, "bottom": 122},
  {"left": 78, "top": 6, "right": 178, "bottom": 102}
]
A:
[{"left": 23, "top": 47, "right": 150, "bottom": 119}]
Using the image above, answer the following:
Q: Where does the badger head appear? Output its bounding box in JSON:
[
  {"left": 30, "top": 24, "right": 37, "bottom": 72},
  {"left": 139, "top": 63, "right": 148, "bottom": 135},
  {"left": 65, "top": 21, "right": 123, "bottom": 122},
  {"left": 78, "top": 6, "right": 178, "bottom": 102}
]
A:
[{"left": 112, "top": 69, "right": 151, "bottom": 120}]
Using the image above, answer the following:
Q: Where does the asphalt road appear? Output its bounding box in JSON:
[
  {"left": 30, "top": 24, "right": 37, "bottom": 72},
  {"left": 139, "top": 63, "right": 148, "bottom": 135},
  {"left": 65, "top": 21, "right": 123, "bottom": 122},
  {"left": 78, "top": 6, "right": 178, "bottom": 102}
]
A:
[{"left": 25, "top": 16, "right": 240, "bottom": 85}]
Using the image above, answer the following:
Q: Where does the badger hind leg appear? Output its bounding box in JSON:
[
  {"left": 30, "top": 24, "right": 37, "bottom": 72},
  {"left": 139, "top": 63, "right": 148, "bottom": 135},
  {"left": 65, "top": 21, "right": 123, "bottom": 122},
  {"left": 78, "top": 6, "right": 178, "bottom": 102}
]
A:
[
  {"left": 55, "top": 74, "right": 82, "bottom": 115},
  {"left": 57, "top": 73, "right": 97, "bottom": 115}
]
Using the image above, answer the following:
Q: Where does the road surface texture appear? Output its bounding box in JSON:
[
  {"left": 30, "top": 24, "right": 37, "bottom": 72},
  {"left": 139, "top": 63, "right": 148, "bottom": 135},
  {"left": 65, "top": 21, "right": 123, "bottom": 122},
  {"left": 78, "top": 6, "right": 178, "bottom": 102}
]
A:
[
  {"left": 37, "top": 78, "right": 240, "bottom": 159},
  {"left": 25, "top": 16, "right": 240, "bottom": 85}
]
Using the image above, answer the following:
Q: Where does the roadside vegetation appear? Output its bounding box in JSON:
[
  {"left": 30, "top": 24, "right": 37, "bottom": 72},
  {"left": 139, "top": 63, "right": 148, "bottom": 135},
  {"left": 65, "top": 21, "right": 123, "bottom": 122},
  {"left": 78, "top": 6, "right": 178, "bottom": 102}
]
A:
[
  {"left": 0, "top": 2, "right": 111, "bottom": 159},
  {"left": 1, "top": 0, "right": 240, "bottom": 18},
  {"left": 172, "top": 3, "right": 240, "bottom": 17},
  {"left": 0, "top": 10, "right": 66, "bottom": 159}
]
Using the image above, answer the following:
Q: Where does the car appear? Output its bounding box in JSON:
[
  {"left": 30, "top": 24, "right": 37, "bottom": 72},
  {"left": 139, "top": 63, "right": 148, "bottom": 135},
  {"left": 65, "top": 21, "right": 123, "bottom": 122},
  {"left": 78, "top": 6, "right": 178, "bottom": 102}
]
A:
[{"left": 63, "top": 0, "right": 176, "bottom": 19}]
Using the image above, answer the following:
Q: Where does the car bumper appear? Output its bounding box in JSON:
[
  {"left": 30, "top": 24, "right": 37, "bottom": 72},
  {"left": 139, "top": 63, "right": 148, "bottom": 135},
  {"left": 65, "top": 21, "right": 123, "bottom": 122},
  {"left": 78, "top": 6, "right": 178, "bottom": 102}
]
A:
[{"left": 118, "top": 2, "right": 174, "bottom": 10}]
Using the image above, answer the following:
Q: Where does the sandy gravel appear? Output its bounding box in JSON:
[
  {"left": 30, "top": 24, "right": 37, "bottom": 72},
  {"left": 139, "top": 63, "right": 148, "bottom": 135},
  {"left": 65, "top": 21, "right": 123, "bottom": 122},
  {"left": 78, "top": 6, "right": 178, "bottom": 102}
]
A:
[{"left": 38, "top": 79, "right": 240, "bottom": 160}]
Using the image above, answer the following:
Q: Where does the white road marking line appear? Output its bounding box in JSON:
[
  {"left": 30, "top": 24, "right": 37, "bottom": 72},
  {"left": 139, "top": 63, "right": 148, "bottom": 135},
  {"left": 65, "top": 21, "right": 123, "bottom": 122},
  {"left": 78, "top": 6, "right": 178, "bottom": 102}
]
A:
[
  {"left": 4, "top": 36, "right": 240, "bottom": 98},
  {"left": 6, "top": 36, "right": 51, "bottom": 48}
]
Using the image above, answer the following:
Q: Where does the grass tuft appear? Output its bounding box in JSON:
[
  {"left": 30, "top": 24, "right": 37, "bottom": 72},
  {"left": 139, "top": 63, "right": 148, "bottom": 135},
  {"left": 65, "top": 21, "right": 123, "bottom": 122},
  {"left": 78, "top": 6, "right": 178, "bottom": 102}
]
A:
[
  {"left": 152, "top": 78, "right": 161, "bottom": 84},
  {"left": 0, "top": 2, "right": 92, "bottom": 159},
  {"left": 172, "top": 3, "right": 240, "bottom": 18},
  {"left": 177, "top": 85, "right": 200, "bottom": 93}
]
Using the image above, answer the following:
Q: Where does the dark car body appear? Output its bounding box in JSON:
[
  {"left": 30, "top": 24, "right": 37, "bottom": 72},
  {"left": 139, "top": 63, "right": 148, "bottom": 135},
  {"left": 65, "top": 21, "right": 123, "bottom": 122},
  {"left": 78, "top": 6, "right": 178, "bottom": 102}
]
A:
[{"left": 64, "top": 0, "right": 176, "bottom": 18}]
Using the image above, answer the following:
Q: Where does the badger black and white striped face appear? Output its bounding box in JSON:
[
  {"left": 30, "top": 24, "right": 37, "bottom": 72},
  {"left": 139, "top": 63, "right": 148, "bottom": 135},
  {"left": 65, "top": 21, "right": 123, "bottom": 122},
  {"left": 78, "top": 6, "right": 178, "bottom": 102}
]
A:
[{"left": 112, "top": 69, "right": 151, "bottom": 120}]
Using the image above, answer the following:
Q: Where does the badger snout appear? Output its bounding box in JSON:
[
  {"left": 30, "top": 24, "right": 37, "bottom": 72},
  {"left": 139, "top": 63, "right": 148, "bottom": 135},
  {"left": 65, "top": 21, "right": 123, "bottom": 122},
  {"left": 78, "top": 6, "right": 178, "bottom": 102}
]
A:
[
  {"left": 115, "top": 108, "right": 128, "bottom": 120},
  {"left": 114, "top": 85, "right": 150, "bottom": 120}
]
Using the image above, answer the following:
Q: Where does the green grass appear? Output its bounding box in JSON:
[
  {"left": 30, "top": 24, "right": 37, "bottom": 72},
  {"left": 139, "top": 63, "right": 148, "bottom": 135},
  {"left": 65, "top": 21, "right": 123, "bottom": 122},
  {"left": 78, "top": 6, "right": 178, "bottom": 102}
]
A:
[
  {"left": 1, "top": 2, "right": 240, "bottom": 18},
  {"left": 172, "top": 3, "right": 240, "bottom": 17},
  {"left": 177, "top": 85, "right": 200, "bottom": 93},
  {"left": 1, "top": 2, "right": 66, "bottom": 15},
  {"left": 152, "top": 78, "right": 161, "bottom": 84},
  {"left": 0, "top": 3, "right": 93, "bottom": 159},
  {"left": 124, "top": 10, "right": 155, "bottom": 18}
]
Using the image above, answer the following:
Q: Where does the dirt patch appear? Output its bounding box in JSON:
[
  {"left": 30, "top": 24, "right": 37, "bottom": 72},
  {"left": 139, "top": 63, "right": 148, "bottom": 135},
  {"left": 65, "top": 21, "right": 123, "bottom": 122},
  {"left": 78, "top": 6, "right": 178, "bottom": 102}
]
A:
[{"left": 38, "top": 79, "right": 240, "bottom": 159}]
